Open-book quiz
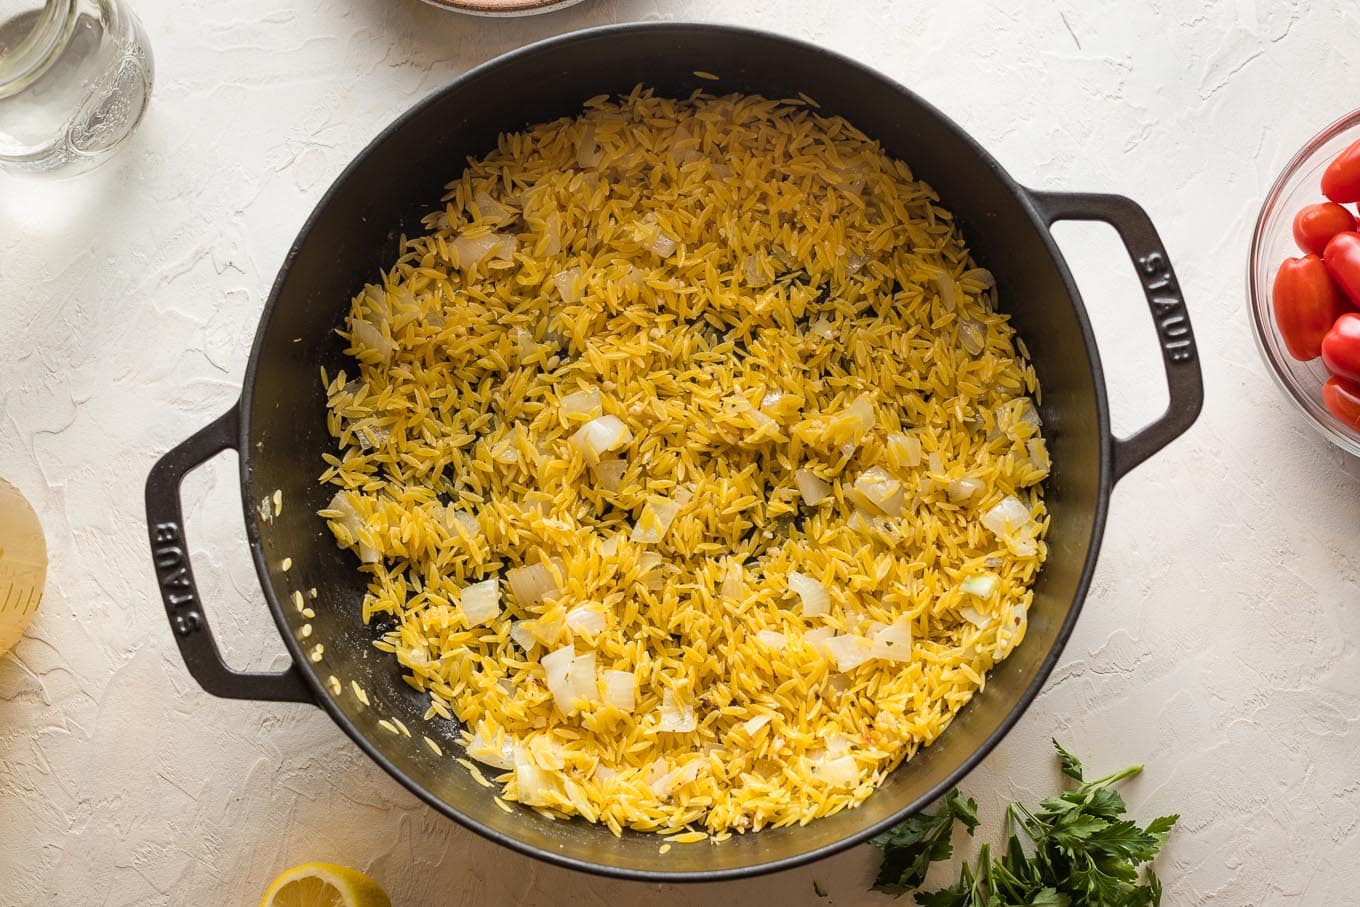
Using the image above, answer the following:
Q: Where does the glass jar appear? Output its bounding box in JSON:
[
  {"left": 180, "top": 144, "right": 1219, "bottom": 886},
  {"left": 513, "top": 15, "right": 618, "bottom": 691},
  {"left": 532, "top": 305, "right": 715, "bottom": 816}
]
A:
[{"left": 0, "top": 0, "right": 152, "bottom": 173}]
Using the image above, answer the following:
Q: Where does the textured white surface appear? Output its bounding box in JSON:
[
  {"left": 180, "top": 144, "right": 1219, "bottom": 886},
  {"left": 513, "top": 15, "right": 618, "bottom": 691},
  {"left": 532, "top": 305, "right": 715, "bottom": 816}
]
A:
[{"left": 3, "top": 1, "right": 1360, "bottom": 904}]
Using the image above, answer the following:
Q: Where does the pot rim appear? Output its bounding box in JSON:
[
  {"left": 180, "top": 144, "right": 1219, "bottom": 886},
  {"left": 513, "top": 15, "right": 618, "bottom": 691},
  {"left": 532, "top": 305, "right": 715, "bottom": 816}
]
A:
[{"left": 237, "top": 20, "right": 1113, "bottom": 882}]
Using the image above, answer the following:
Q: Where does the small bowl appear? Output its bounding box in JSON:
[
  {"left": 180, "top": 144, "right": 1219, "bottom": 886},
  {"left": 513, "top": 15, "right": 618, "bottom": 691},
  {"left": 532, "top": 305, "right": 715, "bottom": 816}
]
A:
[
  {"left": 1249, "top": 109, "right": 1360, "bottom": 456},
  {"left": 417, "top": 0, "right": 583, "bottom": 15}
]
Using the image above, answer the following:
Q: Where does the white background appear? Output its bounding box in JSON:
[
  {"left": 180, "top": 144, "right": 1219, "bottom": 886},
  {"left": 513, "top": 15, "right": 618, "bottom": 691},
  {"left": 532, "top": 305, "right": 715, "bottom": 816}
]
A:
[{"left": 3, "top": 0, "right": 1359, "bottom": 904}]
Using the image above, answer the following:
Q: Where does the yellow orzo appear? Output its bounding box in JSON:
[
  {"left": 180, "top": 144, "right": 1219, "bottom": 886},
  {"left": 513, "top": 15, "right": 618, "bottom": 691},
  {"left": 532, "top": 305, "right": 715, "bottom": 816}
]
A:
[{"left": 318, "top": 87, "right": 1050, "bottom": 836}]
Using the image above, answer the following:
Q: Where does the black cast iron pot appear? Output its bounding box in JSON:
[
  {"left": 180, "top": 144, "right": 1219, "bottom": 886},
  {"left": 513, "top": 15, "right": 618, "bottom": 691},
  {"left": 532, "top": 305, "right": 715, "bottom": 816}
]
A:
[{"left": 145, "top": 23, "right": 1202, "bottom": 881}]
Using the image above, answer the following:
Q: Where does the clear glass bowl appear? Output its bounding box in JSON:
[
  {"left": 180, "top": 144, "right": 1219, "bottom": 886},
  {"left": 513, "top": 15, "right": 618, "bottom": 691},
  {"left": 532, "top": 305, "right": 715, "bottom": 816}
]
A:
[
  {"left": 1249, "top": 109, "right": 1360, "bottom": 456},
  {"left": 418, "top": 0, "right": 583, "bottom": 15}
]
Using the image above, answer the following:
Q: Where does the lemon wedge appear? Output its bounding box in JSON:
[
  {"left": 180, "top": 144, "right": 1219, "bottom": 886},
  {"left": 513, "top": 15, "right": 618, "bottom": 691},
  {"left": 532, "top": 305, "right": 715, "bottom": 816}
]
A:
[
  {"left": 0, "top": 478, "right": 46, "bottom": 657},
  {"left": 260, "top": 862, "right": 391, "bottom": 907}
]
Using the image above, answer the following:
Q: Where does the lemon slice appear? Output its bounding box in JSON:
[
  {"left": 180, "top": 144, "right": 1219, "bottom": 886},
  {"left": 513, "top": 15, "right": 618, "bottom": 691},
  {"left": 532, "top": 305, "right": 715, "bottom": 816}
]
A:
[
  {"left": 0, "top": 478, "right": 46, "bottom": 657},
  {"left": 260, "top": 862, "right": 391, "bottom": 907}
]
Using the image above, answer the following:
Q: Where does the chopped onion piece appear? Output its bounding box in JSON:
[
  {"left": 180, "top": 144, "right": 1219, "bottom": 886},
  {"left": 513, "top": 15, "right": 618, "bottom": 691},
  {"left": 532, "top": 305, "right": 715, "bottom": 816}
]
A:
[
  {"left": 601, "top": 669, "right": 636, "bottom": 711},
  {"left": 565, "top": 604, "right": 606, "bottom": 638},
  {"left": 959, "top": 605, "right": 992, "bottom": 628},
  {"left": 1004, "top": 398, "right": 1043, "bottom": 440},
  {"left": 659, "top": 688, "right": 697, "bottom": 732},
  {"left": 788, "top": 571, "right": 830, "bottom": 616},
  {"left": 982, "top": 495, "right": 1034, "bottom": 538},
  {"left": 886, "top": 431, "right": 923, "bottom": 469},
  {"left": 744, "top": 405, "right": 778, "bottom": 436},
  {"left": 958, "top": 319, "right": 986, "bottom": 355},
  {"left": 744, "top": 255, "right": 770, "bottom": 287},
  {"left": 328, "top": 491, "right": 380, "bottom": 563},
  {"left": 795, "top": 469, "right": 833, "bottom": 506},
  {"left": 539, "top": 210, "right": 562, "bottom": 256},
  {"left": 472, "top": 189, "right": 514, "bottom": 225},
  {"left": 742, "top": 714, "right": 773, "bottom": 736},
  {"left": 559, "top": 387, "right": 602, "bottom": 420},
  {"left": 852, "top": 466, "right": 905, "bottom": 515},
  {"left": 593, "top": 458, "right": 627, "bottom": 491},
  {"left": 933, "top": 270, "right": 957, "bottom": 311},
  {"left": 638, "top": 550, "right": 664, "bottom": 576},
  {"left": 445, "top": 507, "right": 480, "bottom": 539},
  {"left": 488, "top": 436, "right": 518, "bottom": 465},
  {"left": 451, "top": 232, "right": 515, "bottom": 270},
  {"left": 803, "top": 627, "right": 836, "bottom": 654},
  {"left": 459, "top": 578, "right": 500, "bottom": 628},
  {"left": 513, "top": 327, "right": 540, "bottom": 363},
  {"left": 567, "top": 652, "right": 596, "bottom": 707},
  {"left": 467, "top": 723, "right": 515, "bottom": 770},
  {"left": 756, "top": 629, "right": 787, "bottom": 651},
  {"left": 649, "top": 758, "right": 701, "bottom": 797},
  {"left": 631, "top": 497, "right": 680, "bottom": 543},
  {"left": 947, "top": 477, "right": 983, "bottom": 502},
  {"left": 845, "top": 394, "right": 876, "bottom": 442},
  {"left": 826, "top": 733, "right": 854, "bottom": 758},
  {"left": 514, "top": 747, "right": 554, "bottom": 806},
  {"left": 554, "top": 266, "right": 584, "bottom": 304},
  {"left": 668, "top": 125, "right": 702, "bottom": 166},
  {"left": 542, "top": 647, "right": 595, "bottom": 715},
  {"left": 721, "top": 560, "right": 745, "bottom": 600},
  {"left": 507, "top": 561, "right": 561, "bottom": 605},
  {"left": 869, "top": 619, "right": 913, "bottom": 662},
  {"left": 576, "top": 123, "right": 601, "bottom": 168},
  {"left": 960, "top": 573, "right": 998, "bottom": 598},
  {"left": 530, "top": 612, "right": 566, "bottom": 647},
  {"left": 814, "top": 753, "right": 860, "bottom": 788},
  {"left": 349, "top": 319, "right": 394, "bottom": 362},
  {"left": 651, "top": 230, "right": 677, "bottom": 258},
  {"left": 541, "top": 647, "right": 575, "bottom": 712},
  {"left": 808, "top": 318, "right": 836, "bottom": 340},
  {"left": 961, "top": 267, "right": 996, "bottom": 289},
  {"left": 822, "top": 634, "right": 874, "bottom": 672},
  {"left": 570, "top": 414, "right": 633, "bottom": 465},
  {"left": 509, "top": 620, "right": 537, "bottom": 652},
  {"left": 1027, "top": 438, "right": 1051, "bottom": 477}
]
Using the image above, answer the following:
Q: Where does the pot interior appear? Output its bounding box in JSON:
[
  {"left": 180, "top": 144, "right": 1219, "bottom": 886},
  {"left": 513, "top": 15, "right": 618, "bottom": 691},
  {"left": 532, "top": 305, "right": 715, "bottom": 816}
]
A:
[{"left": 239, "top": 24, "right": 1106, "bottom": 878}]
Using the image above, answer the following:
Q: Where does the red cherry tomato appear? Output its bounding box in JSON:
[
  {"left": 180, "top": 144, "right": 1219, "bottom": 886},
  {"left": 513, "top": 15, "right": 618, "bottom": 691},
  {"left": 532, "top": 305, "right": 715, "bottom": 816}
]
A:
[
  {"left": 1322, "top": 375, "right": 1360, "bottom": 429},
  {"left": 1322, "top": 138, "right": 1360, "bottom": 204},
  {"left": 1322, "top": 312, "right": 1360, "bottom": 384},
  {"left": 1273, "top": 254, "right": 1350, "bottom": 360},
  {"left": 1293, "top": 202, "right": 1357, "bottom": 255},
  {"left": 1323, "top": 231, "right": 1360, "bottom": 305}
]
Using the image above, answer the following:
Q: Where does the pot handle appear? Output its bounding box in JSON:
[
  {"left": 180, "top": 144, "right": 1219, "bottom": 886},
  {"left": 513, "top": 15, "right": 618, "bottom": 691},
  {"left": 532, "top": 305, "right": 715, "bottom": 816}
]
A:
[
  {"left": 1027, "top": 190, "right": 1204, "bottom": 482},
  {"left": 144, "top": 405, "right": 315, "bottom": 704}
]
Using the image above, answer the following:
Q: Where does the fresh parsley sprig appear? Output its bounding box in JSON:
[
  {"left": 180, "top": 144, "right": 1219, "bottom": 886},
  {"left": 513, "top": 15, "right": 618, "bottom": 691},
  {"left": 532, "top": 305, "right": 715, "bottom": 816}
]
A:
[
  {"left": 870, "top": 787, "right": 980, "bottom": 895},
  {"left": 872, "top": 740, "right": 1177, "bottom": 906}
]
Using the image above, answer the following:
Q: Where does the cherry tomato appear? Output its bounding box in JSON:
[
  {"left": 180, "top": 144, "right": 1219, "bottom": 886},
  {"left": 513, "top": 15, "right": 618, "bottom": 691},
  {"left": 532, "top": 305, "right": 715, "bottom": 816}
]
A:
[
  {"left": 1322, "top": 375, "right": 1360, "bottom": 429},
  {"left": 1293, "top": 202, "right": 1357, "bottom": 255},
  {"left": 1323, "top": 231, "right": 1360, "bottom": 305},
  {"left": 1273, "top": 254, "right": 1350, "bottom": 360},
  {"left": 1322, "top": 138, "right": 1360, "bottom": 204},
  {"left": 1322, "top": 312, "right": 1360, "bottom": 384}
]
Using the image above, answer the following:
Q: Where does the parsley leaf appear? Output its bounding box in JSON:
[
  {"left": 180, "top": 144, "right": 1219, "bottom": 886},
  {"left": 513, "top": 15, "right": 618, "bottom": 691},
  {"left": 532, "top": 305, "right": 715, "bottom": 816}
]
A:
[
  {"left": 870, "top": 787, "right": 978, "bottom": 895},
  {"left": 1053, "top": 739, "right": 1084, "bottom": 781},
  {"left": 870, "top": 742, "right": 1175, "bottom": 905}
]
